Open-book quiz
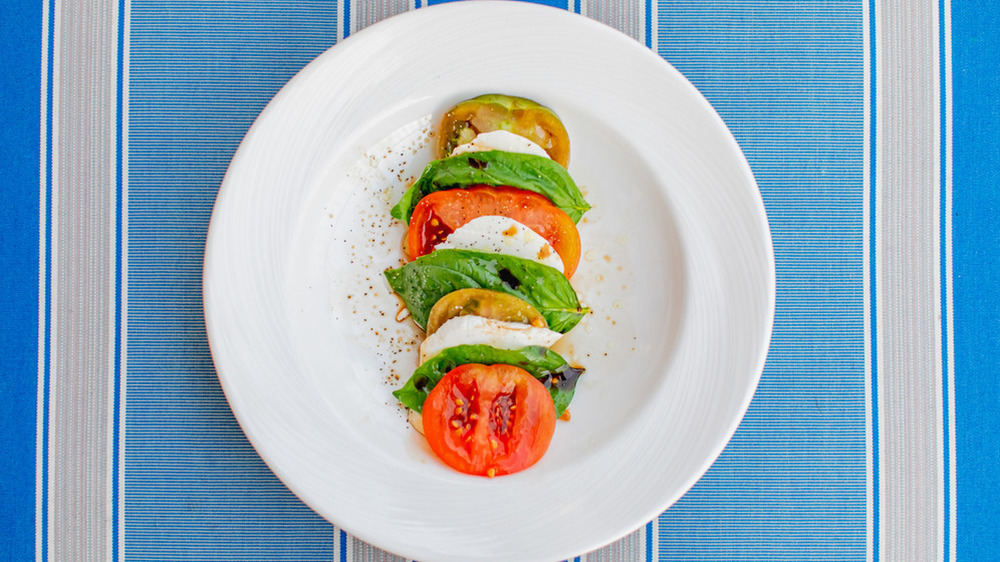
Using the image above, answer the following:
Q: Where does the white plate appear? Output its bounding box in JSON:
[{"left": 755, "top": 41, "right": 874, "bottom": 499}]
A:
[{"left": 203, "top": 2, "right": 774, "bottom": 561}]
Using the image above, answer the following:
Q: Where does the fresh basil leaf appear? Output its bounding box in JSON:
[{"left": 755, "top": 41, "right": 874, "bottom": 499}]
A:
[
  {"left": 383, "top": 249, "right": 588, "bottom": 333},
  {"left": 392, "top": 344, "right": 584, "bottom": 416},
  {"left": 390, "top": 151, "right": 591, "bottom": 223}
]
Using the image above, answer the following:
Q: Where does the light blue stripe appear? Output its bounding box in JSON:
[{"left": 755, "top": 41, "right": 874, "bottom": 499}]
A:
[
  {"left": 124, "top": 1, "right": 337, "bottom": 559},
  {"left": 654, "top": 0, "right": 868, "bottom": 558}
]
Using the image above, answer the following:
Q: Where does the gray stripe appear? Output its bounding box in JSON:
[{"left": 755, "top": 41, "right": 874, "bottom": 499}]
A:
[
  {"left": 343, "top": 525, "right": 645, "bottom": 560},
  {"left": 877, "top": 0, "right": 942, "bottom": 559},
  {"left": 583, "top": 0, "right": 645, "bottom": 44},
  {"left": 48, "top": 0, "right": 119, "bottom": 559},
  {"left": 352, "top": 538, "right": 407, "bottom": 562},
  {"left": 352, "top": 0, "right": 410, "bottom": 34},
  {"left": 585, "top": 527, "right": 646, "bottom": 561}
]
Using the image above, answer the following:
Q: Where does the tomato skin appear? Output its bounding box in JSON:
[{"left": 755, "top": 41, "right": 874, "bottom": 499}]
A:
[
  {"left": 422, "top": 363, "right": 556, "bottom": 477},
  {"left": 407, "top": 186, "right": 582, "bottom": 278},
  {"left": 438, "top": 94, "right": 571, "bottom": 167}
]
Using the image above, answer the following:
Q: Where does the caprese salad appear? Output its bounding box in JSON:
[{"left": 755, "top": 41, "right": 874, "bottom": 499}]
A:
[{"left": 385, "top": 94, "right": 590, "bottom": 478}]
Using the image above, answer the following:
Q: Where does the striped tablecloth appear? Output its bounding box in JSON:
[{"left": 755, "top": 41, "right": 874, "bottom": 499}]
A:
[{"left": 2, "top": 0, "right": 996, "bottom": 559}]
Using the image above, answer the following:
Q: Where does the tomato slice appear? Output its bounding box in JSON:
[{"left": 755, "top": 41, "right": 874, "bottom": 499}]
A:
[
  {"left": 438, "top": 94, "right": 571, "bottom": 167},
  {"left": 425, "top": 288, "right": 547, "bottom": 335},
  {"left": 422, "top": 363, "right": 556, "bottom": 477},
  {"left": 407, "top": 185, "right": 582, "bottom": 277}
]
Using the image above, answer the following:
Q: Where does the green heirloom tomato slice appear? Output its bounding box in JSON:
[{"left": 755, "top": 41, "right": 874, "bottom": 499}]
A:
[
  {"left": 425, "top": 288, "right": 548, "bottom": 336},
  {"left": 438, "top": 94, "right": 571, "bottom": 167}
]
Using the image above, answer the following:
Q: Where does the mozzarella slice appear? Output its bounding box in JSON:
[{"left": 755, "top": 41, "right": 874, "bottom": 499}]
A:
[
  {"left": 435, "top": 215, "right": 564, "bottom": 272},
  {"left": 451, "top": 130, "right": 550, "bottom": 159},
  {"left": 419, "top": 315, "right": 563, "bottom": 365}
]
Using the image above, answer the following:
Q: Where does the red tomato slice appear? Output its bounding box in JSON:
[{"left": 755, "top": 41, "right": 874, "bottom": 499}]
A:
[
  {"left": 422, "top": 363, "right": 556, "bottom": 477},
  {"left": 407, "top": 186, "right": 582, "bottom": 277}
]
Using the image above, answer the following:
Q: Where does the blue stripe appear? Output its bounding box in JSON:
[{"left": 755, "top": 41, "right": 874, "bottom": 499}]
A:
[
  {"left": 644, "top": 0, "right": 651, "bottom": 49},
  {"left": 339, "top": 529, "right": 347, "bottom": 562},
  {"left": 41, "top": 0, "right": 58, "bottom": 559},
  {"left": 343, "top": 0, "right": 351, "bottom": 37},
  {"left": 645, "top": 520, "right": 653, "bottom": 560},
  {"left": 867, "top": 0, "right": 879, "bottom": 557},
  {"left": 112, "top": 0, "right": 127, "bottom": 559},
  {"left": 951, "top": 0, "right": 1000, "bottom": 558},
  {"left": 0, "top": 0, "right": 44, "bottom": 558},
  {"left": 654, "top": 0, "right": 868, "bottom": 558}
]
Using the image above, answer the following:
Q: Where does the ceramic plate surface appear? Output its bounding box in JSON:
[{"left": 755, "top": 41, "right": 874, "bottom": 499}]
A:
[{"left": 203, "top": 2, "right": 775, "bottom": 561}]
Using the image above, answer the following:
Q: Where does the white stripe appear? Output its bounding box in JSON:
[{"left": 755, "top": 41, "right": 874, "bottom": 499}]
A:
[
  {"left": 349, "top": 0, "right": 356, "bottom": 35},
  {"left": 45, "top": 1, "right": 65, "bottom": 558},
  {"left": 638, "top": 0, "right": 646, "bottom": 48},
  {"left": 942, "top": 0, "right": 956, "bottom": 557},
  {"left": 336, "top": 0, "right": 345, "bottom": 43},
  {"left": 333, "top": 528, "right": 340, "bottom": 562},
  {"left": 36, "top": 0, "right": 53, "bottom": 559}
]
